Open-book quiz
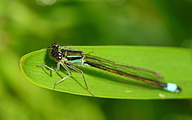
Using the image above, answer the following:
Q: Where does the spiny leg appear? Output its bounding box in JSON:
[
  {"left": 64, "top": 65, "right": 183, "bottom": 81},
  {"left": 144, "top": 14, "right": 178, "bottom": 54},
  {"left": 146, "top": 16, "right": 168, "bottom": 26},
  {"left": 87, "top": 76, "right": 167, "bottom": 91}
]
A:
[
  {"left": 37, "top": 62, "right": 61, "bottom": 73},
  {"left": 37, "top": 62, "right": 94, "bottom": 96},
  {"left": 53, "top": 62, "right": 72, "bottom": 90},
  {"left": 67, "top": 64, "right": 94, "bottom": 96},
  {"left": 37, "top": 62, "right": 71, "bottom": 90}
]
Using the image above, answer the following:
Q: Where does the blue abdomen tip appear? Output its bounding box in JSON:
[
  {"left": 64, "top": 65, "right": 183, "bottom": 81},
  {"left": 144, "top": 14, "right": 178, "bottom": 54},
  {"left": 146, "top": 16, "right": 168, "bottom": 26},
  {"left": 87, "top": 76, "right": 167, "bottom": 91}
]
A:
[{"left": 163, "top": 83, "right": 181, "bottom": 93}]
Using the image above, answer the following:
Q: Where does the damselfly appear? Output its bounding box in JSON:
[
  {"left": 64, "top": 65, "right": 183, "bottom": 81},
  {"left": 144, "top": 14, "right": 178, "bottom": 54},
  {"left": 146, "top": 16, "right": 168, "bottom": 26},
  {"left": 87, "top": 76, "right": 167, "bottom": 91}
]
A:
[{"left": 37, "top": 43, "right": 182, "bottom": 96}]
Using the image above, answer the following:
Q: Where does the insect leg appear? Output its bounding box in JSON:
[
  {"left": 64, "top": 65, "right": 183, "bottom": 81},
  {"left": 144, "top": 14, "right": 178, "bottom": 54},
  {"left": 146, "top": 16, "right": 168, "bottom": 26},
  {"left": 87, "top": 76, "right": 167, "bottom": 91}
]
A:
[
  {"left": 67, "top": 64, "right": 94, "bottom": 96},
  {"left": 53, "top": 62, "right": 72, "bottom": 90},
  {"left": 37, "top": 62, "right": 61, "bottom": 73}
]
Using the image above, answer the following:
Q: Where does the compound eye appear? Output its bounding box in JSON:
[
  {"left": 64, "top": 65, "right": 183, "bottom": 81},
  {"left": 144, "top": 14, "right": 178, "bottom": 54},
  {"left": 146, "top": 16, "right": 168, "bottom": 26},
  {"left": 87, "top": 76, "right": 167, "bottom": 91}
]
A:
[
  {"left": 51, "top": 43, "right": 59, "bottom": 48},
  {"left": 55, "top": 52, "right": 62, "bottom": 61}
]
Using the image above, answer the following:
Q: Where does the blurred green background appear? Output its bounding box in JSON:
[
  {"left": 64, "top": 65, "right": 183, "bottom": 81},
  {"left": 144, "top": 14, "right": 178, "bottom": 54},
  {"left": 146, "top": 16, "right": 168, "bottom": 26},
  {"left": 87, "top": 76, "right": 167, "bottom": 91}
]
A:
[{"left": 0, "top": 0, "right": 192, "bottom": 120}]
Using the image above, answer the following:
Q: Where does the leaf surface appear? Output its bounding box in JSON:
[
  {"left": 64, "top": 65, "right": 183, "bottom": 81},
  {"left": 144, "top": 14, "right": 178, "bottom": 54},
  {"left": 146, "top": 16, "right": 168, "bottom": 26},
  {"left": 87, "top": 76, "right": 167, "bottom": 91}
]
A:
[{"left": 19, "top": 46, "right": 192, "bottom": 99}]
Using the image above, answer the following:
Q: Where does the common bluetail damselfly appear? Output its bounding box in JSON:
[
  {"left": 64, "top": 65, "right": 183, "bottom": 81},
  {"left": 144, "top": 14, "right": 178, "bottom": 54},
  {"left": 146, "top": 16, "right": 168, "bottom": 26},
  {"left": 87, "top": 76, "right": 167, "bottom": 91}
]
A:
[{"left": 37, "top": 43, "right": 182, "bottom": 96}]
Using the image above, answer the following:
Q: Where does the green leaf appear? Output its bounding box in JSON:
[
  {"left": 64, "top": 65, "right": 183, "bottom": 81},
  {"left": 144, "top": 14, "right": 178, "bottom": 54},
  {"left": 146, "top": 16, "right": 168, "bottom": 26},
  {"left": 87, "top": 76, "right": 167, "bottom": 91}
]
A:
[{"left": 19, "top": 46, "right": 192, "bottom": 99}]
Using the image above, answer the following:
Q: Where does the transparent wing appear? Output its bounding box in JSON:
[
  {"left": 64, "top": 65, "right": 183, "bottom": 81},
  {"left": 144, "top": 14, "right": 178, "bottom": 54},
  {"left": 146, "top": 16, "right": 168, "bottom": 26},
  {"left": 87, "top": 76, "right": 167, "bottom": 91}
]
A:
[{"left": 85, "top": 54, "right": 163, "bottom": 81}]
